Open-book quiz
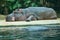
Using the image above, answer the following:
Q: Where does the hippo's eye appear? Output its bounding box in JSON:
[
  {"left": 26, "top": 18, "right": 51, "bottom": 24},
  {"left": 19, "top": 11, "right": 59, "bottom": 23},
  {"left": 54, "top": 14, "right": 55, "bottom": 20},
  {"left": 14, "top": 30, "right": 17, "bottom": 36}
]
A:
[
  {"left": 14, "top": 12, "right": 18, "bottom": 14},
  {"left": 20, "top": 12, "right": 24, "bottom": 15},
  {"left": 14, "top": 12, "right": 17, "bottom": 14}
]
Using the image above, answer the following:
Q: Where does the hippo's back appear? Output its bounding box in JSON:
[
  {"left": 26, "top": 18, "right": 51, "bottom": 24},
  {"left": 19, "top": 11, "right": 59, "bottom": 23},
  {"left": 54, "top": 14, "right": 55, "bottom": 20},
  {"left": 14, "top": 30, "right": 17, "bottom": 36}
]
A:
[{"left": 25, "top": 7, "right": 51, "bottom": 15}]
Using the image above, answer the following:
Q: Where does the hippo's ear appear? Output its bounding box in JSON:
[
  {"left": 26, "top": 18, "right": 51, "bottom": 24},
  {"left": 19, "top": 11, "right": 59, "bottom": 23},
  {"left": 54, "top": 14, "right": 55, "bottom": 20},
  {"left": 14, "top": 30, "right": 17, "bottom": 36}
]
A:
[
  {"left": 19, "top": 9, "right": 22, "bottom": 12},
  {"left": 19, "top": 9, "right": 24, "bottom": 14}
]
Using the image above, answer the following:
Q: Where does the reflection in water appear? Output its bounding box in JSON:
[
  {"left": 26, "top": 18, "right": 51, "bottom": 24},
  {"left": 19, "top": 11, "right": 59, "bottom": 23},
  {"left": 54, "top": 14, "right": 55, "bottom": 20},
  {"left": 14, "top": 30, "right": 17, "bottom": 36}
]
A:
[
  {"left": 25, "top": 26, "right": 48, "bottom": 31},
  {"left": 0, "top": 25, "right": 60, "bottom": 40}
]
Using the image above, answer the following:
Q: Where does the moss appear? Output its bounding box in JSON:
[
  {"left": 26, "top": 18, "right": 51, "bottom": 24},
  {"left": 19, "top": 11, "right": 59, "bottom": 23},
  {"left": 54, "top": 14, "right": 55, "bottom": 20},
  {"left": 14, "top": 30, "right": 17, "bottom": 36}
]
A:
[{"left": 0, "top": 15, "right": 6, "bottom": 20}]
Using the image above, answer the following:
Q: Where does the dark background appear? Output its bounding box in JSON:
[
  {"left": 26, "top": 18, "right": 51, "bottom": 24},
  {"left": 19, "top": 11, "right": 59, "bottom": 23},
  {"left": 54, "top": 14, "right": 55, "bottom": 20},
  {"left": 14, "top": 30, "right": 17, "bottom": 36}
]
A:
[{"left": 0, "top": 0, "right": 60, "bottom": 17}]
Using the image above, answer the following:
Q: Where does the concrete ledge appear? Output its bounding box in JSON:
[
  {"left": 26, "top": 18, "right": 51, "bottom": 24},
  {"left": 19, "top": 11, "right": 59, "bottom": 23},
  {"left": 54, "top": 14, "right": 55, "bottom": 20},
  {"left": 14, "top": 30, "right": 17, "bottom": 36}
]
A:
[{"left": 0, "top": 19, "right": 60, "bottom": 26}]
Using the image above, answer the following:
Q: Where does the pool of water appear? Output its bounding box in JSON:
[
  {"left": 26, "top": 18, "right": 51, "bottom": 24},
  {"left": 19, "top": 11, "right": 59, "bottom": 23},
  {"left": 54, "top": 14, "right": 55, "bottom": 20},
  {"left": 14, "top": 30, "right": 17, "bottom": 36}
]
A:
[{"left": 0, "top": 25, "right": 60, "bottom": 40}]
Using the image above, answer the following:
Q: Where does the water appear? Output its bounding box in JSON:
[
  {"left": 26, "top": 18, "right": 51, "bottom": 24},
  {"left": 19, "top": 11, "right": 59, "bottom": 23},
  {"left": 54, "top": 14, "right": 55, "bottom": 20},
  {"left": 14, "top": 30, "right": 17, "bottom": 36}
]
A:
[{"left": 0, "top": 25, "right": 60, "bottom": 40}]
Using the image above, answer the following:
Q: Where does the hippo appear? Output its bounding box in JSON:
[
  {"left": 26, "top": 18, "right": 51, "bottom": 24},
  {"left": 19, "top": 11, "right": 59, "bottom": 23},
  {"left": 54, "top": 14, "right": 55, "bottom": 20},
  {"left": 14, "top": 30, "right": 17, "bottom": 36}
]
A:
[{"left": 6, "top": 7, "right": 57, "bottom": 22}]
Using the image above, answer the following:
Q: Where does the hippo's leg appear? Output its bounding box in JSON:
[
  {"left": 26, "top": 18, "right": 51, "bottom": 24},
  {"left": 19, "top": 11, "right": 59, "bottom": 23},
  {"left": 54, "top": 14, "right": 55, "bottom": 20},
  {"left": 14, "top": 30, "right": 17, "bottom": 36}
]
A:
[{"left": 26, "top": 15, "right": 37, "bottom": 22}]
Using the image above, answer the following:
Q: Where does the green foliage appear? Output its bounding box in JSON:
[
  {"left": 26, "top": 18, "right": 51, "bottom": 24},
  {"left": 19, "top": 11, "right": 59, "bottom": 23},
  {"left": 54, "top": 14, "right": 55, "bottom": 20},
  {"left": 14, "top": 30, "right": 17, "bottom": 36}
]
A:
[
  {"left": 6, "top": 0, "right": 15, "bottom": 2},
  {"left": 31, "top": 3, "right": 38, "bottom": 7},
  {"left": 0, "top": 0, "right": 60, "bottom": 15}
]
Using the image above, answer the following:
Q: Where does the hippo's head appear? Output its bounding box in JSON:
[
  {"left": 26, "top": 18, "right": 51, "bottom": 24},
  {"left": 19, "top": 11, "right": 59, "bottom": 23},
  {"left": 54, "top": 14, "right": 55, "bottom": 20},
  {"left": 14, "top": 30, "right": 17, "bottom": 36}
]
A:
[
  {"left": 6, "top": 12, "right": 15, "bottom": 22},
  {"left": 6, "top": 16, "right": 15, "bottom": 22},
  {"left": 6, "top": 9, "right": 24, "bottom": 22}
]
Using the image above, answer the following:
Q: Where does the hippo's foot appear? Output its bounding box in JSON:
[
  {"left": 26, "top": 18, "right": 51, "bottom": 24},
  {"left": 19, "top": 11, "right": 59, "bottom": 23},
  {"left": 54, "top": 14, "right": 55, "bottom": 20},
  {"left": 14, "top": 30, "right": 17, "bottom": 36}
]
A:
[
  {"left": 26, "top": 19, "right": 31, "bottom": 22},
  {"left": 26, "top": 15, "right": 37, "bottom": 22}
]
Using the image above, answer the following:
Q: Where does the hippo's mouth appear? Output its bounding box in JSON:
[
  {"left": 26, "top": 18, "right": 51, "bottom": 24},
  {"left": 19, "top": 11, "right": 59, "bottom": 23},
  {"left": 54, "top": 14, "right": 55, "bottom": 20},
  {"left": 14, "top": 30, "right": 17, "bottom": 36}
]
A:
[
  {"left": 6, "top": 16, "right": 15, "bottom": 22},
  {"left": 11, "top": 17, "right": 15, "bottom": 21}
]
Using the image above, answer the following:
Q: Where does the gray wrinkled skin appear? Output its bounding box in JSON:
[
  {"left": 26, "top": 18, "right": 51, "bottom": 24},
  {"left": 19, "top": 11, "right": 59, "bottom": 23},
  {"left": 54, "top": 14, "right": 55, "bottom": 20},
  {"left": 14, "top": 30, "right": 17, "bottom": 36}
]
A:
[
  {"left": 6, "top": 13, "right": 15, "bottom": 21},
  {"left": 6, "top": 7, "right": 57, "bottom": 22}
]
